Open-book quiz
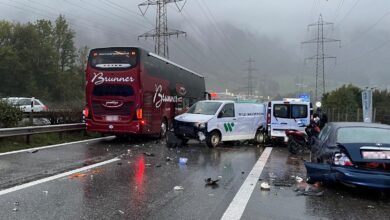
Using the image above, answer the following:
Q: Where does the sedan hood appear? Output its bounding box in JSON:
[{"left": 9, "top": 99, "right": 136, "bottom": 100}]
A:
[{"left": 174, "top": 113, "right": 214, "bottom": 123}]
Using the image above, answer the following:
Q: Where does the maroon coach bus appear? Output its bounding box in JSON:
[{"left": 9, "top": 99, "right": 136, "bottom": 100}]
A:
[{"left": 84, "top": 47, "right": 206, "bottom": 137}]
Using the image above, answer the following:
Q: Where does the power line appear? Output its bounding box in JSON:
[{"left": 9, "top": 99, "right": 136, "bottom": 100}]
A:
[
  {"left": 302, "top": 15, "right": 341, "bottom": 102},
  {"left": 138, "top": 0, "right": 187, "bottom": 58}
]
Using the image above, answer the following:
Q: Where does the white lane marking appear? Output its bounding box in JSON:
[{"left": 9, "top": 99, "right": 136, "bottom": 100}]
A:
[
  {"left": 0, "top": 136, "right": 115, "bottom": 157},
  {"left": 0, "top": 157, "right": 120, "bottom": 196},
  {"left": 221, "top": 147, "right": 273, "bottom": 220}
]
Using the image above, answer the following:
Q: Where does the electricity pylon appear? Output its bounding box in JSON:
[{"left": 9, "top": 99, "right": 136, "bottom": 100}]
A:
[
  {"left": 302, "top": 14, "right": 341, "bottom": 102},
  {"left": 138, "top": 0, "right": 187, "bottom": 58}
]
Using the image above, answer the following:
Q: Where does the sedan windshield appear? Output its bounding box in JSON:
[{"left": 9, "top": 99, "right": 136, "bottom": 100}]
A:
[
  {"left": 337, "top": 127, "right": 390, "bottom": 144},
  {"left": 187, "top": 102, "right": 222, "bottom": 115}
]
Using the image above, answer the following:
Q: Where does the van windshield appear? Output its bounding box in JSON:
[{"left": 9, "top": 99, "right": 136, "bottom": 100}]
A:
[{"left": 187, "top": 102, "right": 222, "bottom": 115}]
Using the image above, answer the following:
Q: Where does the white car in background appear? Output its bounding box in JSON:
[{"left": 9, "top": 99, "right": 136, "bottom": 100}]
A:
[{"left": 2, "top": 97, "right": 48, "bottom": 112}]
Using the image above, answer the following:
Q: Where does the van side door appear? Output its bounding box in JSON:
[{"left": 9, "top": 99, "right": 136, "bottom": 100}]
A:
[{"left": 216, "top": 103, "right": 236, "bottom": 141}]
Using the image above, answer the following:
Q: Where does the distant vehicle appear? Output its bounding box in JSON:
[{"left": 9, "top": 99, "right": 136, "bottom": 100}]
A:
[
  {"left": 173, "top": 100, "right": 266, "bottom": 148},
  {"left": 84, "top": 47, "right": 206, "bottom": 137},
  {"left": 265, "top": 98, "right": 313, "bottom": 143},
  {"left": 1, "top": 97, "right": 48, "bottom": 112},
  {"left": 306, "top": 122, "right": 390, "bottom": 189}
]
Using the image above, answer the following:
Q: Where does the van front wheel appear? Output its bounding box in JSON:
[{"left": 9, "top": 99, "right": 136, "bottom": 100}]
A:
[{"left": 206, "top": 131, "right": 220, "bottom": 148}]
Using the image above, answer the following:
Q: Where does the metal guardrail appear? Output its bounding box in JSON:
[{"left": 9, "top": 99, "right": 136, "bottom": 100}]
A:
[
  {"left": 22, "top": 111, "right": 83, "bottom": 125},
  {"left": 0, "top": 123, "right": 85, "bottom": 143}
]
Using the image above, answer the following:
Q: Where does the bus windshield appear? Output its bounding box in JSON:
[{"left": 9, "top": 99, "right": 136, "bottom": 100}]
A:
[
  {"left": 89, "top": 48, "right": 137, "bottom": 70},
  {"left": 187, "top": 102, "right": 222, "bottom": 115}
]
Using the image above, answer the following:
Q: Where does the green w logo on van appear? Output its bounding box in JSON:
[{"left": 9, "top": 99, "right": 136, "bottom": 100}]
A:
[{"left": 224, "top": 122, "right": 235, "bottom": 132}]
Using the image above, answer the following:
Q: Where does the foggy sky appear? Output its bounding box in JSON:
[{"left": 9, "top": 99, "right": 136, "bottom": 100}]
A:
[{"left": 1, "top": 0, "right": 390, "bottom": 96}]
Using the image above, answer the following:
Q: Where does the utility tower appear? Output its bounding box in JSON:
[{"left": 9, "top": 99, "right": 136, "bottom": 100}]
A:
[
  {"left": 302, "top": 14, "right": 340, "bottom": 102},
  {"left": 244, "top": 58, "right": 258, "bottom": 97},
  {"left": 138, "top": 0, "right": 187, "bottom": 58}
]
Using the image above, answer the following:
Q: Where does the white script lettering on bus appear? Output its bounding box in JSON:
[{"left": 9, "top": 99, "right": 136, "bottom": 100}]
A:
[
  {"left": 91, "top": 72, "right": 134, "bottom": 85},
  {"left": 153, "top": 84, "right": 183, "bottom": 108}
]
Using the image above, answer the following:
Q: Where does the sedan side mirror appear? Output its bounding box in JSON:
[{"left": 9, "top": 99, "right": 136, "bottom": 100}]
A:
[{"left": 217, "top": 112, "right": 223, "bottom": 118}]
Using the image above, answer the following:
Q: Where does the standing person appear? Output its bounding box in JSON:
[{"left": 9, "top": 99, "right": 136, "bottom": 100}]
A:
[{"left": 316, "top": 107, "right": 328, "bottom": 129}]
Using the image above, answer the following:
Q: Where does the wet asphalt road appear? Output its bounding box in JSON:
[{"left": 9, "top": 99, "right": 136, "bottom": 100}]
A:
[{"left": 0, "top": 137, "right": 389, "bottom": 219}]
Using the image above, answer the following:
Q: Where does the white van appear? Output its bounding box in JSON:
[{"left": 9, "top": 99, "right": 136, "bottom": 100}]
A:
[
  {"left": 173, "top": 100, "right": 266, "bottom": 148},
  {"left": 266, "top": 98, "right": 312, "bottom": 143}
]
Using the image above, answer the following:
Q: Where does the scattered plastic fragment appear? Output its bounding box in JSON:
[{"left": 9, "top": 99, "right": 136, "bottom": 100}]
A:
[
  {"left": 205, "top": 177, "right": 220, "bottom": 186},
  {"left": 30, "top": 150, "right": 39, "bottom": 153},
  {"left": 14, "top": 202, "right": 19, "bottom": 206},
  {"left": 296, "top": 191, "right": 324, "bottom": 196},
  {"left": 144, "top": 152, "right": 155, "bottom": 157},
  {"left": 179, "top": 157, "right": 188, "bottom": 164},
  {"left": 156, "top": 164, "right": 162, "bottom": 168},
  {"left": 295, "top": 176, "right": 304, "bottom": 183},
  {"left": 273, "top": 181, "right": 293, "bottom": 187},
  {"left": 69, "top": 173, "right": 87, "bottom": 179},
  {"left": 166, "top": 157, "right": 173, "bottom": 162},
  {"left": 260, "top": 182, "right": 271, "bottom": 191},
  {"left": 12, "top": 207, "right": 18, "bottom": 212},
  {"left": 295, "top": 181, "right": 323, "bottom": 196},
  {"left": 367, "top": 205, "right": 375, "bottom": 209},
  {"left": 241, "top": 171, "right": 245, "bottom": 174},
  {"left": 173, "top": 186, "right": 184, "bottom": 191},
  {"left": 43, "top": 190, "right": 48, "bottom": 195},
  {"left": 118, "top": 210, "right": 125, "bottom": 215}
]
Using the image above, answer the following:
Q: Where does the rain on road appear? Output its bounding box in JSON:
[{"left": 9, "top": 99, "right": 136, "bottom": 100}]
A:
[{"left": 0, "top": 138, "right": 389, "bottom": 220}]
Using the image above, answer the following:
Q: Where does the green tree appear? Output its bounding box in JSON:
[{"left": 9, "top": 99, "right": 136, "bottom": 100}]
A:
[
  {"left": 322, "top": 84, "right": 361, "bottom": 113},
  {"left": 54, "top": 15, "right": 76, "bottom": 72}
]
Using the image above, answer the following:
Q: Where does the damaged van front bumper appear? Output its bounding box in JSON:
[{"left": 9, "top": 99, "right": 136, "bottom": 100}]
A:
[{"left": 173, "top": 120, "right": 207, "bottom": 141}]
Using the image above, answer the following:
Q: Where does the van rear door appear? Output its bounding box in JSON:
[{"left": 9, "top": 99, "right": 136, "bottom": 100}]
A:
[{"left": 271, "top": 102, "right": 310, "bottom": 137}]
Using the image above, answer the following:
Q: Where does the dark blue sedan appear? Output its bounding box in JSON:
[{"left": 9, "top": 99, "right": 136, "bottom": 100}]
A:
[{"left": 305, "top": 122, "right": 390, "bottom": 189}]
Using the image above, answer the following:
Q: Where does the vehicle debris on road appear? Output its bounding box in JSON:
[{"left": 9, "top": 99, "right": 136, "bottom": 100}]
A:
[
  {"left": 179, "top": 157, "right": 188, "bottom": 164},
  {"left": 295, "top": 176, "right": 304, "bottom": 183},
  {"left": 260, "top": 182, "right": 271, "bottom": 191},
  {"left": 69, "top": 173, "right": 87, "bottom": 179},
  {"left": 173, "top": 186, "right": 184, "bottom": 191},
  {"left": 295, "top": 181, "right": 324, "bottom": 196},
  {"left": 205, "top": 177, "right": 221, "bottom": 186},
  {"left": 143, "top": 152, "right": 155, "bottom": 157}
]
